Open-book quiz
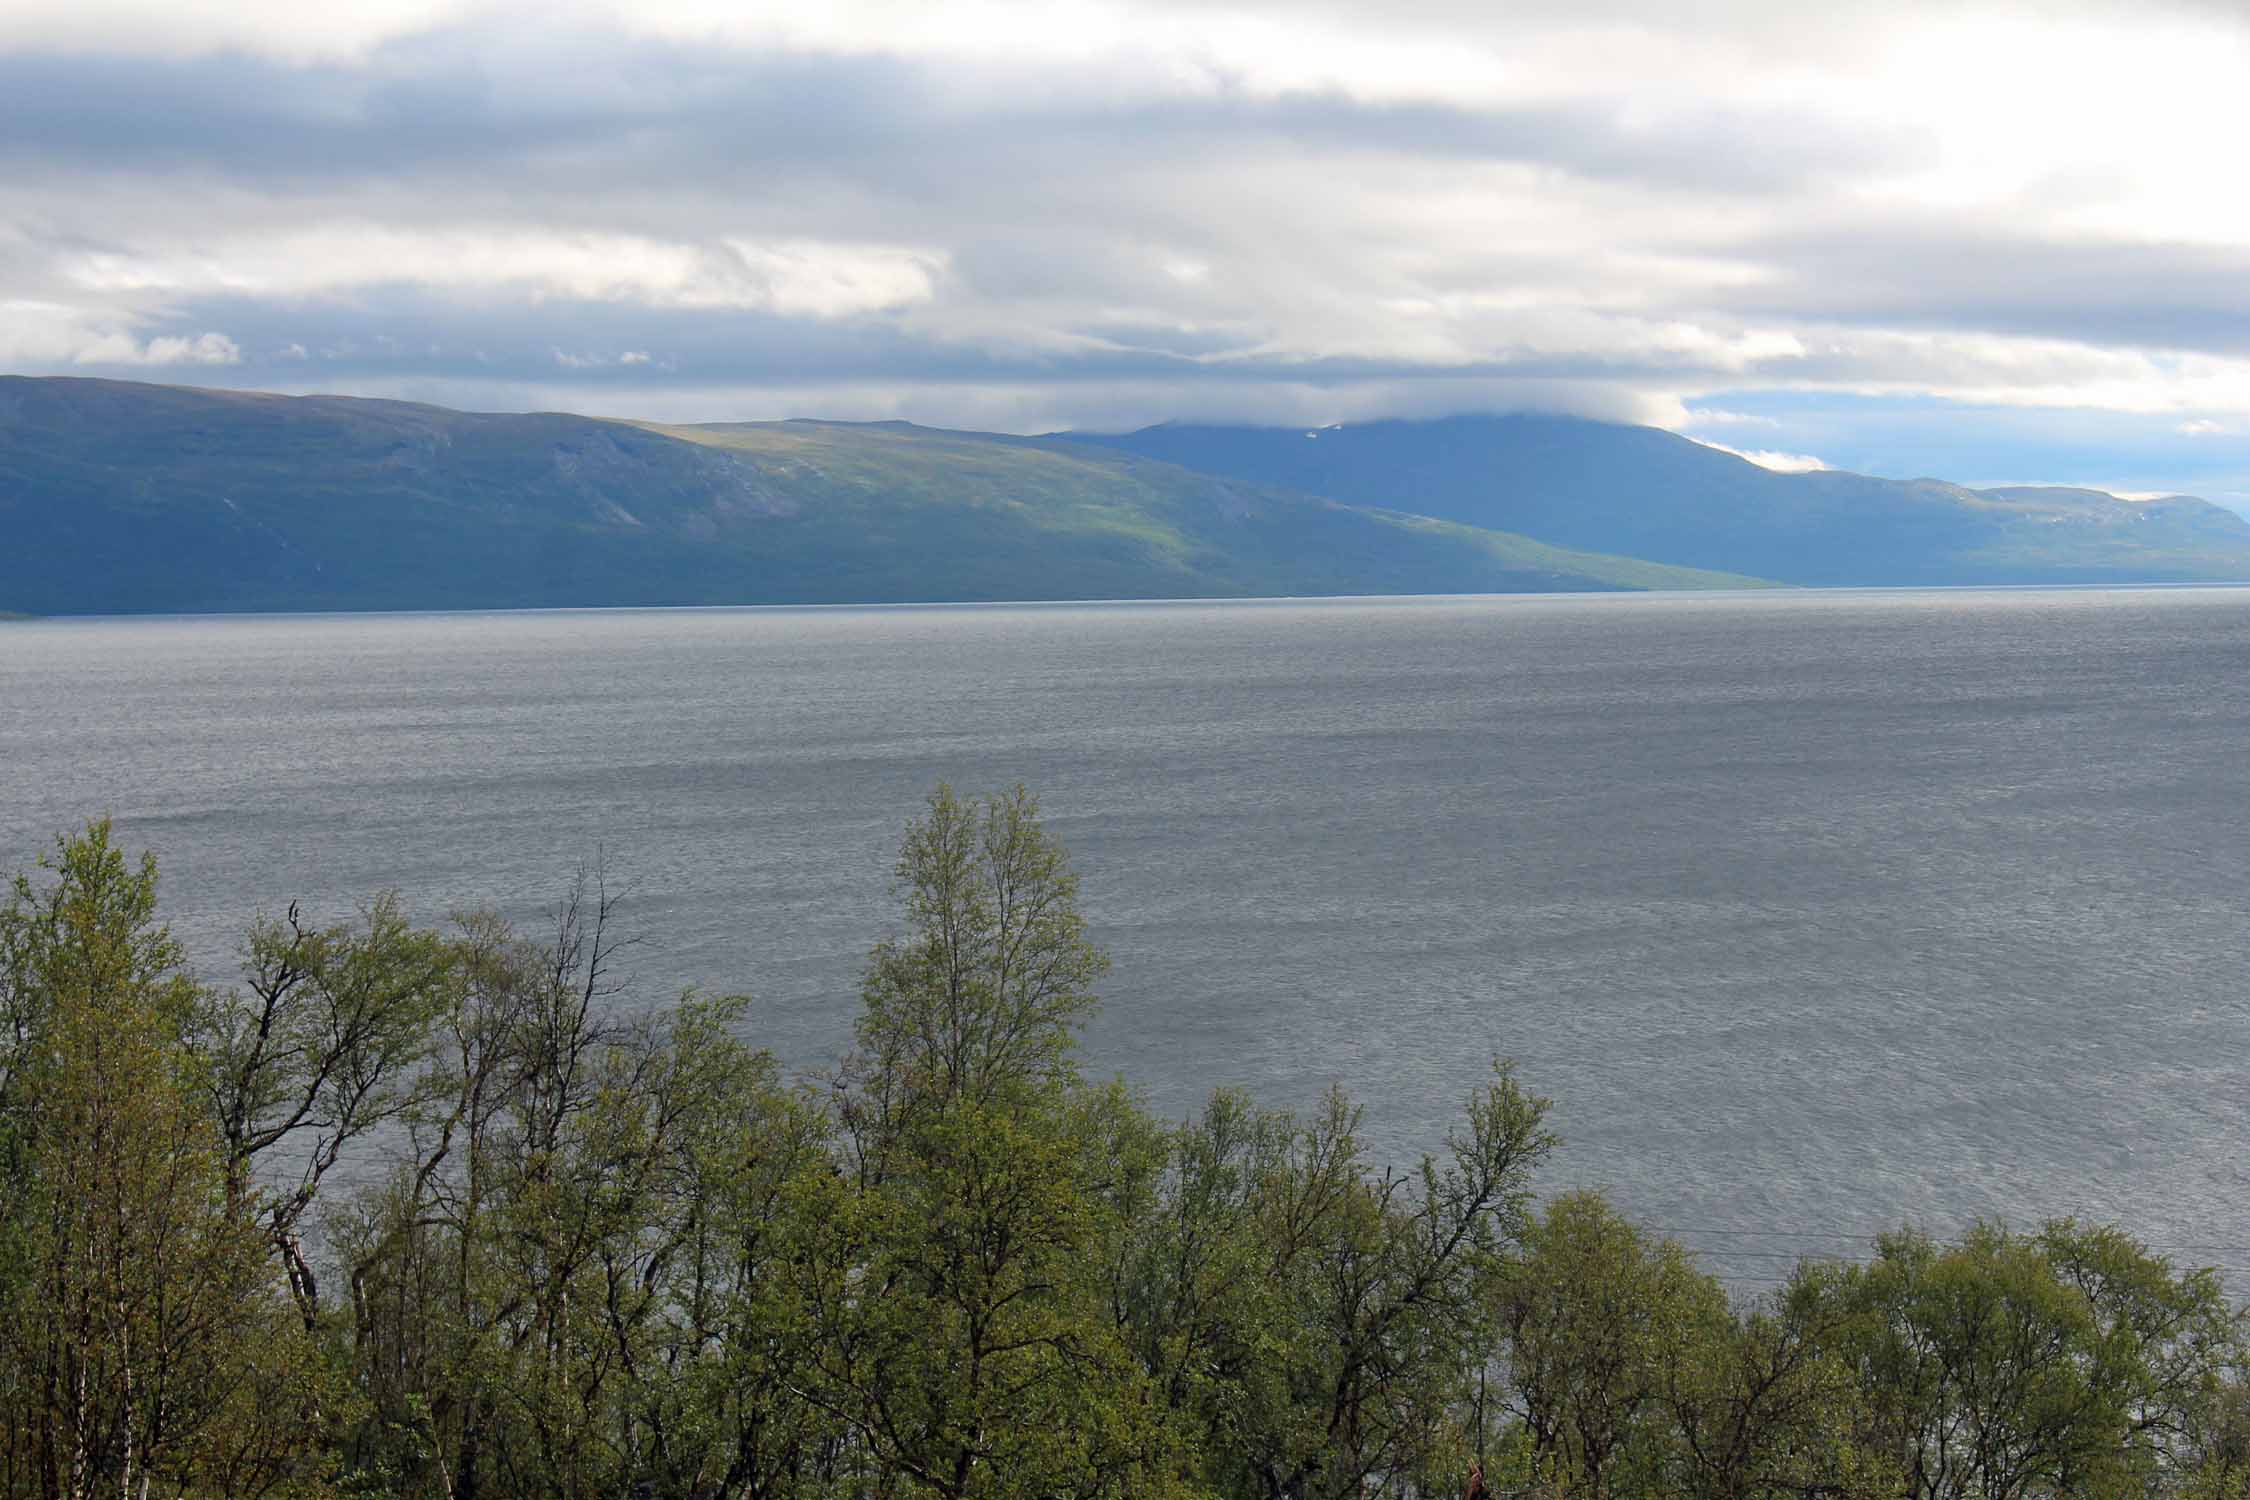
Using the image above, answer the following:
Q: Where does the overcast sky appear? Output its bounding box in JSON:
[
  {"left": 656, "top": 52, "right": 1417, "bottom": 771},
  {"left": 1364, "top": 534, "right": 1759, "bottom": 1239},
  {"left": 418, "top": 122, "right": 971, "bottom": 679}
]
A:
[{"left": 5, "top": 0, "right": 2249, "bottom": 505}]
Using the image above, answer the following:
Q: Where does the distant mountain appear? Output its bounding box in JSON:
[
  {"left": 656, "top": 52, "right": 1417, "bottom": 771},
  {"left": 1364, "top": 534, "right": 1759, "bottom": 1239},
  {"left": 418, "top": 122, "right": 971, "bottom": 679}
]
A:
[
  {"left": 1068, "top": 415, "right": 2250, "bottom": 586},
  {"left": 12, "top": 379, "right": 2239, "bottom": 616},
  {"left": 0, "top": 378, "right": 1756, "bottom": 615}
]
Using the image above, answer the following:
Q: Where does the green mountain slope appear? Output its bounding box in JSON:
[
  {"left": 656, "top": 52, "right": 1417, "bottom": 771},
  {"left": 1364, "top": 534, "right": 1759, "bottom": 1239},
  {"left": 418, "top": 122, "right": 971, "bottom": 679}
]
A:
[
  {"left": 0, "top": 378, "right": 1759, "bottom": 614},
  {"left": 1070, "top": 416, "right": 2250, "bottom": 586}
]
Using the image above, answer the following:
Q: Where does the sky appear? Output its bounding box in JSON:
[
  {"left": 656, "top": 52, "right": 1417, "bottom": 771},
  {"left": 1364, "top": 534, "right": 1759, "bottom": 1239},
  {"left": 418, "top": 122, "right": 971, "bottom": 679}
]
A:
[{"left": 5, "top": 0, "right": 2250, "bottom": 508}]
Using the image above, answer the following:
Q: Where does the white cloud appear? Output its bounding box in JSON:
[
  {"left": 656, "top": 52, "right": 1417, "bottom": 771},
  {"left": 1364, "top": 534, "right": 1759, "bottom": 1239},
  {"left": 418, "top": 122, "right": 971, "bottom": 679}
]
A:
[
  {"left": 62, "top": 230, "right": 942, "bottom": 318},
  {"left": 0, "top": 300, "right": 239, "bottom": 367},
  {"left": 229, "top": 370, "right": 1677, "bottom": 435},
  {"left": 81, "top": 331, "right": 242, "bottom": 366},
  {"left": 1691, "top": 436, "right": 1830, "bottom": 472},
  {"left": 3, "top": 0, "right": 2250, "bottom": 450},
  {"left": 0, "top": 0, "right": 475, "bottom": 62}
]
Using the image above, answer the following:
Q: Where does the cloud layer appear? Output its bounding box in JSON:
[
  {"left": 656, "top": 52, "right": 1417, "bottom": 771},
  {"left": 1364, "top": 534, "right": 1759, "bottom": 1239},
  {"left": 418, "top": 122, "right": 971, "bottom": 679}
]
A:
[{"left": 4, "top": 0, "right": 2248, "bottom": 503}]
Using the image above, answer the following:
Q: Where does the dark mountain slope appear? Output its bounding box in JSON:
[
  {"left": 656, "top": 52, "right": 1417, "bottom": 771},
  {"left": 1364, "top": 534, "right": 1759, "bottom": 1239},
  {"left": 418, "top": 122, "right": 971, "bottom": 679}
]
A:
[
  {"left": 0, "top": 378, "right": 1755, "bottom": 614},
  {"left": 1069, "top": 415, "right": 2250, "bottom": 586}
]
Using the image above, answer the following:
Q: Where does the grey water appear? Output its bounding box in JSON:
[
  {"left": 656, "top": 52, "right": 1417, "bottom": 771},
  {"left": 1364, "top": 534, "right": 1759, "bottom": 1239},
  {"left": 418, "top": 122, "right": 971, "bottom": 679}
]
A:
[{"left": 5, "top": 587, "right": 2248, "bottom": 1286}]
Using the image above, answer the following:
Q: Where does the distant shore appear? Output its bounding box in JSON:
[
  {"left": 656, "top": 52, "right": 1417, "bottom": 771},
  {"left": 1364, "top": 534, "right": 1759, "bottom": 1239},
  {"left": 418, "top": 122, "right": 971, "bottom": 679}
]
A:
[{"left": 21, "top": 579, "right": 2250, "bottom": 624}]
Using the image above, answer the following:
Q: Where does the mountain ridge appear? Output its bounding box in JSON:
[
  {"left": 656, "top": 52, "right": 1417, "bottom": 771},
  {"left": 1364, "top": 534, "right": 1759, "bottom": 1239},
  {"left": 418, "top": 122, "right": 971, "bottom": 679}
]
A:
[
  {"left": 1061, "top": 414, "right": 2250, "bottom": 587},
  {"left": 0, "top": 377, "right": 1761, "bottom": 615},
  {"left": 8, "top": 377, "right": 2250, "bottom": 616}
]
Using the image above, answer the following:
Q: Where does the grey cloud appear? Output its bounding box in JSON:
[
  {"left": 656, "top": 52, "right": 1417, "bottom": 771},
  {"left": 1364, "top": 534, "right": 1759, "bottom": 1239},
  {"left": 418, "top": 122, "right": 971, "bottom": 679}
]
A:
[
  {"left": 0, "top": 24, "right": 1919, "bottom": 200},
  {"left": 4, "top": 0, "right": 2250, "bottom": 468},
  {"left": 0, "top": 41, "right": 929, "bottom": 184},
  {"left": 1140, "top": 0, "right": 2240, "bottom": 56},
  {"left": 158, "top": 285, "right": 1769, "bottom": 398},
  {"left": 225, "top": 368, "right": 1668, "bottom": 435},
  {"left": 1709, "top": 225, "right": 2250, "bottom": 358}
]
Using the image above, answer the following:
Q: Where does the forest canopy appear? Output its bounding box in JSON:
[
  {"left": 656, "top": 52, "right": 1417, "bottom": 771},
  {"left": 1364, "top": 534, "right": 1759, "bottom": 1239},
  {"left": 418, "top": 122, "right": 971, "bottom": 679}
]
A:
[{"left": 1, "top": 791, "right": 2243, "bottom": 1500}]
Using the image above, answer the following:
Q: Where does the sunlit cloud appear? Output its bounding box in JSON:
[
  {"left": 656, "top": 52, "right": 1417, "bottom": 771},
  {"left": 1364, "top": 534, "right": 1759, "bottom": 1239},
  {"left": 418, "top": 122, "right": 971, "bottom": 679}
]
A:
[
  {"left": 1689, "top": 437, "right": 1830, "bottom": 473},
  {"left": 60, "top": 230, "right": 942, "bottom": 318},
  {"left": 0, "top": 300, "right": 239, "bottom": 367},
  {"left": 0, "top": 0, "right": 2245, "bottom": 494}
]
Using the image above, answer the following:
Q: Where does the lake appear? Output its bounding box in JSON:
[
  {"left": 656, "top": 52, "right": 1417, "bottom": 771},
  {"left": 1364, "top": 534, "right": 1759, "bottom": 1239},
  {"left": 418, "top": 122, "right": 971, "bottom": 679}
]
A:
[{"left": 5, "top": 587, "right": 2248, "bottom": 1285}]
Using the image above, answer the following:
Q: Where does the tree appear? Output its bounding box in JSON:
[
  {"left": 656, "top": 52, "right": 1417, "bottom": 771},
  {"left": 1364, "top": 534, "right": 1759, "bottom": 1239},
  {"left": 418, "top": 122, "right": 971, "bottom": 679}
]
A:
[
  {"left": 2175, "top": 1364, "right": 2250, "bottom": 1500},
  {"left": 800, "top": 784, "right": 1186, "bottom": 1498},
  {"left": 21, "top": 797, "right": 2246, "bottom": 1500},
  {"left": 843, "top": 783, "right": 1107, "bottom": 1163},
  {"left": 1111, "top": 1067, "right": 1554, "bottom": 1500},
  {"left": 1660, "top": 1261, "right": 1891, "bottom": 1500},
  {"left": 1491, "top": 1191, "right": 1708, "bottom": 1499},
  {"left": 192, "top": 895, "right": 458, "bottom": 1326},
  {"left": 0, "top": 819, "right": 197, "bottom": 1113},
  {"left": 620, "top": 1059, "right": 838, "bottom": 1500},
  {"left": 2038, "top": 1219, "right": 2245, "bottom": 1489},
  {"left": 332, "top": 867, "right": 828, "bottom": 1500},
  {"left": 1818, "top": 1220, "right": 2244, "bottom": 1500},
  {"left": 0, "top": 822, "right": 334, "bottom": 1500}
]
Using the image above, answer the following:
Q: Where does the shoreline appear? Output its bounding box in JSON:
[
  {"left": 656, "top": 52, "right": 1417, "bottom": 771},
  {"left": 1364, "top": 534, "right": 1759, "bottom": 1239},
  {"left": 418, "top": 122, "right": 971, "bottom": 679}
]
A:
[{"left": 14, "top": 577, "right": 2250, "bottom": 624}]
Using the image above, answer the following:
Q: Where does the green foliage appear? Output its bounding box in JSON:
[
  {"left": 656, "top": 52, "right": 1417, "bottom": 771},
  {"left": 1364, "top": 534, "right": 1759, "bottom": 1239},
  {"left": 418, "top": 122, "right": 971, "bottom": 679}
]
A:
[
  {"left": 192, "top": 894, "right": 459, "bottom": 1323},
  {"left": 1810, "top": 1220, "right": 2246, "bottom": 1500},
  {"left": 0, "top": 820, "right": 203, "bottom": 1347},
  {"left": 0, "top": 822, "right": 339, "bottom": 1500},
  {"left": 850, "top": 784, "right": 1107, "bottom": 1127},
  {"left": 1492, "top": 1191, "right": 1712, "bottom": 1497},
  {"left": 808, "top": 784, "right": 1186, "bottom": 1497},
  {"left": 1109, "top": 1067, "right": 1555, "bottom": 1500},
  {"left": 1659, "top": 1261, "right": 1893, "bottom": 1500},
  {"left": 0, "top": 818, "right": 198, "bottom": 1081},
  {"left": 2, "top": 803, "right": 2244, "bottom": 1500}
]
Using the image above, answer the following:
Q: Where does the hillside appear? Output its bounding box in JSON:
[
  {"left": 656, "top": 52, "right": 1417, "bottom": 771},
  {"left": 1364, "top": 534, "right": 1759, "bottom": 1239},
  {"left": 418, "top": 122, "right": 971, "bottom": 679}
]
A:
[
  {"left": 1069, "top": 415, "right": 2250, "bottom": 586},
  {"left": 0, "top": 378, "right": 1758, "bottom": 615},
  {"left": 15, "top": 378, "right": 2241, "bottom": 615}
]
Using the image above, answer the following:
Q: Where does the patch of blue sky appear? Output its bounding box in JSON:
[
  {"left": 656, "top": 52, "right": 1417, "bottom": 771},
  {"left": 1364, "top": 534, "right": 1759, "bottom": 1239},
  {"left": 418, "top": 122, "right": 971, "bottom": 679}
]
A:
[{"left": 1682, "top": 392, "right": 2250, "bottom": 514}]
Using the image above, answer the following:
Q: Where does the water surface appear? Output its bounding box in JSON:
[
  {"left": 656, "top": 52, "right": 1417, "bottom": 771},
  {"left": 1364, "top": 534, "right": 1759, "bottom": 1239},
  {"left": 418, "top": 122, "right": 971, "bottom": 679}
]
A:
[{"left": 6, "top": 588, "right": 2248, "bottom": 1283}]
